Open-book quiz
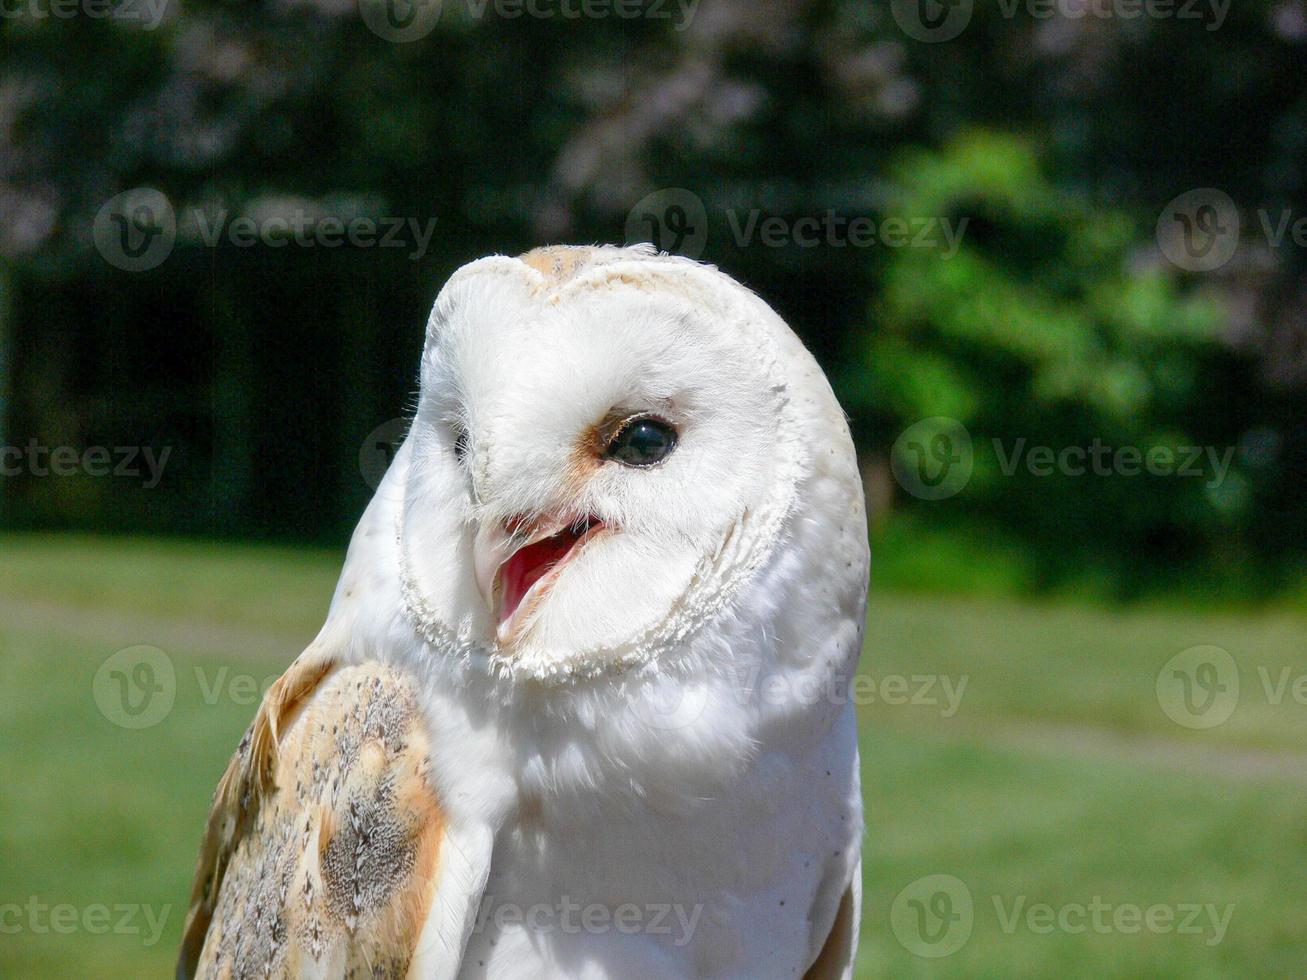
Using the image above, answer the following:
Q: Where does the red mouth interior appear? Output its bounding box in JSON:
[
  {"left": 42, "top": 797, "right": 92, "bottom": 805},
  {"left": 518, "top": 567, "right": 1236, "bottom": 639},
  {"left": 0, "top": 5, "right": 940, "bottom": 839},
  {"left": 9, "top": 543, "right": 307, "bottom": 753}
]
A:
[{"left": 498, "top": 517, "right": 599, "bottom": 626}]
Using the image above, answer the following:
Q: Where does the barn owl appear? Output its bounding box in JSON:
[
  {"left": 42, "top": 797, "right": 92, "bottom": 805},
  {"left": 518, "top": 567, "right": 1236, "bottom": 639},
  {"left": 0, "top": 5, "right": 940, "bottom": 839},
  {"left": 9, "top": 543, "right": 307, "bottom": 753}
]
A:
[{"left": 178, "top": 245, "right": 869, "bottom": 980}]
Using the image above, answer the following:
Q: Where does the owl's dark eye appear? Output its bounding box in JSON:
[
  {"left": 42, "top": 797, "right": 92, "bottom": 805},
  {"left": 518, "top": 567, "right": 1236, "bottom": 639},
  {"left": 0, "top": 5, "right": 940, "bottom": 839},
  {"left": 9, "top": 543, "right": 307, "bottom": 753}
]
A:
[
  {"left": 453, "top": 427, "right": 470, "bottom": 464},
  {"left": 603, "top": 416, "right": 678, "bottom": 467}
]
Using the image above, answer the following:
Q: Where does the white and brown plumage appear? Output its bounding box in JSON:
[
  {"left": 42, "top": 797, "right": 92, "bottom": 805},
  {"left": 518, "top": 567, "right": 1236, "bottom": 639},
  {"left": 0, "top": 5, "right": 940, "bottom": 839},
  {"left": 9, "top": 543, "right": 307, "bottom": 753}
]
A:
[{"left": 179, "top": 245, "right": 869, "bottom": 979}]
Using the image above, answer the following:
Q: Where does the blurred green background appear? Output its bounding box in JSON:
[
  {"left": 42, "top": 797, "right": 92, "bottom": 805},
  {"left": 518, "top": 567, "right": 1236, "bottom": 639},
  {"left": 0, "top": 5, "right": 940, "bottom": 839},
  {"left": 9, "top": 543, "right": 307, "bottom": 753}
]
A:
[{"left": 3, "top": 0, "right": 1307, "bottom": 976}]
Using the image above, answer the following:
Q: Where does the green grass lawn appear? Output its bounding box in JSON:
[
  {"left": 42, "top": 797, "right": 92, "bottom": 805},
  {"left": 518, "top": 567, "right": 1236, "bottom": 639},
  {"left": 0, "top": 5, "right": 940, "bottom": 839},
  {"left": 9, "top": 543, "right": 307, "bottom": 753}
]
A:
[{"left": 2, "top": 534, "right": 1306, "bottom": 977}]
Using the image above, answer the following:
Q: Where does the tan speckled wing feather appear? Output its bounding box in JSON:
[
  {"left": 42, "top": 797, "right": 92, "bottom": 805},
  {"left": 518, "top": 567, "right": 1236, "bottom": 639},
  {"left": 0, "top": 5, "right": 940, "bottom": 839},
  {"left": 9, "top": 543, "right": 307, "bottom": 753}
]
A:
[{"left": 178, "top": 659, "right": 445, "bottom": 979}]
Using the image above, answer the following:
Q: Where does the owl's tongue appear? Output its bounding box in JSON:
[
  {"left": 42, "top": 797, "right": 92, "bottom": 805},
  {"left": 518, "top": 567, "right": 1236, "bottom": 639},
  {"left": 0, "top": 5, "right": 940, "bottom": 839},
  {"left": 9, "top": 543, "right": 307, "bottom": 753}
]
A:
[{"left": 498, "top": 521, "right": 592, "bottom": 625}]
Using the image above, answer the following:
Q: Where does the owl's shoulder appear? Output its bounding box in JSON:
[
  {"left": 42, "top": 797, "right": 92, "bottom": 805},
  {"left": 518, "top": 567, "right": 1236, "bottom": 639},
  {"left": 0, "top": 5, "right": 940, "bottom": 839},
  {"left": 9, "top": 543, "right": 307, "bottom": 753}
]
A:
[{"left": 179, "top": 658, "right": 445, "bottom": 979}]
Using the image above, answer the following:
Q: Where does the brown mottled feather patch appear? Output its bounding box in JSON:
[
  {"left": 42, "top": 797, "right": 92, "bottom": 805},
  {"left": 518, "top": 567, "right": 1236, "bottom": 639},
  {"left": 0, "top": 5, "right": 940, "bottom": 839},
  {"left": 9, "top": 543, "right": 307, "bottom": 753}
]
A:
[
  {"left": 178, "top": 661, "right": 443, "bottom": 980},
  {"left": 518, "top": 246, "right": 597, "bottom": 289},
  {"left": 179, "top": 655, "right": 333, "bottom": 975}
]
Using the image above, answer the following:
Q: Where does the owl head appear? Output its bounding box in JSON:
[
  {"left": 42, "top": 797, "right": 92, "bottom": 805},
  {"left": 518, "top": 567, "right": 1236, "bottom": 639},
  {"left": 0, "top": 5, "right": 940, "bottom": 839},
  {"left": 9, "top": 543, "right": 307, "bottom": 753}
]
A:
[{"left": 394, "top": 245, "right": 859, "bottom": 680}]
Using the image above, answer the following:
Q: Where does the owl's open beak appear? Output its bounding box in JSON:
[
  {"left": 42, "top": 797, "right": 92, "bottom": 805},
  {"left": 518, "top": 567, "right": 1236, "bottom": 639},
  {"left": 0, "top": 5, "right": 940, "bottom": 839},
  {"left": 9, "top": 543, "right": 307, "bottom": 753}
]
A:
[{"left": 473, "top": 514, "right": 604, "bottom": 643}]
